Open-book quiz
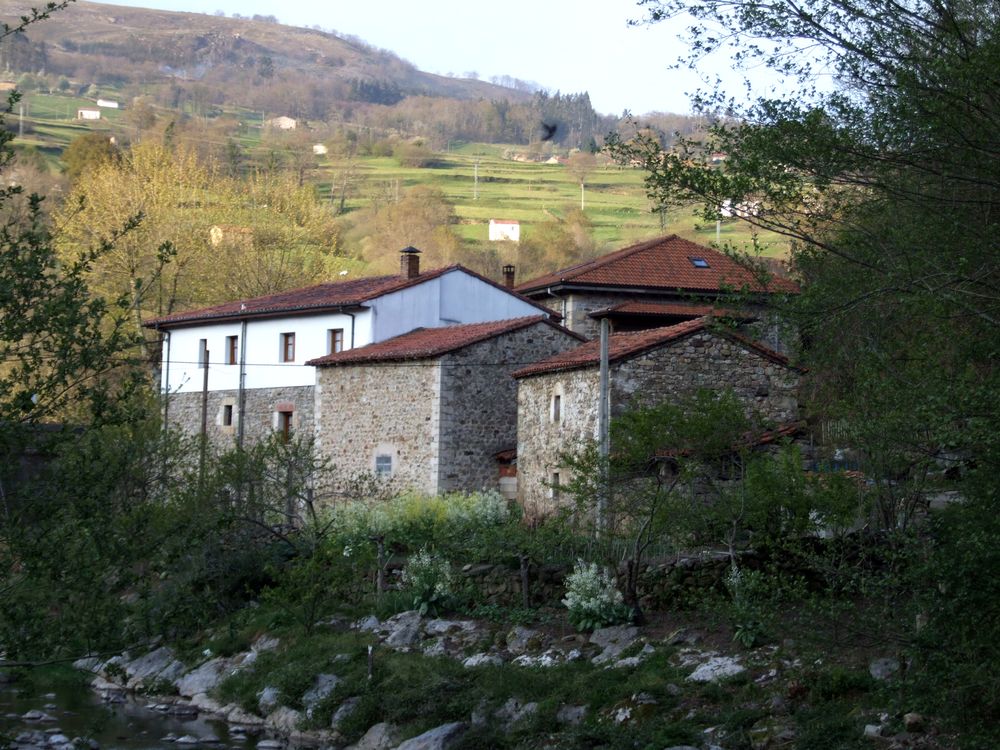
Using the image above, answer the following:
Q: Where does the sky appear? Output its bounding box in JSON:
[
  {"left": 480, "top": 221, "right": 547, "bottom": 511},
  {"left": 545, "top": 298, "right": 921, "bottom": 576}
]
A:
[{"left": 83, "top": 0, "right": 784, "bottom": 116}]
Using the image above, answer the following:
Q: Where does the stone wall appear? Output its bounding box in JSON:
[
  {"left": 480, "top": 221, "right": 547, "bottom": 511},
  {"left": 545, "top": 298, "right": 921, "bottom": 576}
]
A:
[
  {"left": 165, "top": 385, "right": 315, "bottom": 448},
  {"left": 516, "top": 329, "right": 800, "bottom": 513},
  {"left": 436, "top": 323, "right": 582, "bottom": 492},
  {"left": 314, "top": 361, "right": 440, "bottom": 493}
]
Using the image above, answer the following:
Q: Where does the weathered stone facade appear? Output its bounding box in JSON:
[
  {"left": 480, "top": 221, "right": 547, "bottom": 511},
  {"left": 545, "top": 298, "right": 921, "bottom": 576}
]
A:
[
  {"left": 314, "top": 321, "right": 581, "bottom": 495},
  {"left": 165, "top": 385, "right": 314, "bottom": 448},
  {"left": 516, "top": 330, "right": 800, "bottom": 514}
]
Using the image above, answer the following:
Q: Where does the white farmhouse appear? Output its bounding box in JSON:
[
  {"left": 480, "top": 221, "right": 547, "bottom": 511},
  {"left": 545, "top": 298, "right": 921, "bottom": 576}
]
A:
[
  {"left": 97, "top": 98, "right": 120, "bottom": 109},
  {"left": 488, "top": 219, "right": 520, "bottom": 242},
  {"left": 77, "top": 108, "right": 101, "bottom": 120},
  {"left": 144, "top": 248, "right": 551, "bottom": 447}
]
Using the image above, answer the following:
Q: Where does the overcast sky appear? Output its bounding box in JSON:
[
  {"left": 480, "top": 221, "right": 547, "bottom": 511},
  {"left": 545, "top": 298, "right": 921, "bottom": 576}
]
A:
[{"left": 84, "top": 0, "right": 786, "bottom": 116}]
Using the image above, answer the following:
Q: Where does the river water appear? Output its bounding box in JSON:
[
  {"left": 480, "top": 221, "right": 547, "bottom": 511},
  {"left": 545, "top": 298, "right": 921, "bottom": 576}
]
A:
[{"left": 1, "top": 680, "right": 267, "bottom": 750}]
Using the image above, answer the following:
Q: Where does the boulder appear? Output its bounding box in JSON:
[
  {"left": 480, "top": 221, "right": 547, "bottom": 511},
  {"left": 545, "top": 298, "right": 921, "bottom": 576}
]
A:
[
  {"left": 257, "top": 686, "right": 280, "bottom": 715},
  {"left": 868, "top": 657, "right": 900, "bottom": 681},
  {"left": 302, "top": 673, "right": 342, "bottom": 718},
  {"left": 227, "top": 706, "right": 265, "bottom": 726},
  {"left": 686, "top": 656, "right": 745, "bottom": 683},
  {"left": 346, "top": 722, "right": 400, "bottom": 750},
  {"left": 462, "top": 653, "right": 503, "bottom": 669},
  {"left": 330, "top": 697, "right": 360, "bottom": 730},
  {"left": 175, "top": 658, "right": 230, "bottom": 698},
  {"left": 384, "top": 611, "right": 423, "bottom": 649},
  {"left": 252, "top": 635, "right": 280, "bottom": 653},
  {"left": 505, "top": 626, "right": 544, "bottom": 655},
  {"left": 555, "top": 705, "right": 587, "bottom": 726},
  {"left": 424, "top": 619, "right": 475, "bottom": 637},
  {"left": 123, "top": 646, "right": 185, "bottom": 689},
  {"left": 266, "top": 706, "right": 302, "bottom": 734},
  {"left": 589, "top": 625, "right": 640, "bottom": 665},
  {"left": 493, "top": 698, "right": 538, "bottom": 731},
  {"left": 395, "top": 722, "right": 467, "bottom": 750},
  {"left": 903, "top": 712, "right": 925, "bottom": 732}
]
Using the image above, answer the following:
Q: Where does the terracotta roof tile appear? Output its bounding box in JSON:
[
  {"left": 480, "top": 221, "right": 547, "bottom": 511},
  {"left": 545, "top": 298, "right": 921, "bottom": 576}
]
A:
[
  {"left": 516, "top": 234, "right": 799, "bottom": 296},
  {"left": 145, "top": 265, "right": 555, "bottom": 328},
  {"left": 512, "top": 317, "right": 798, "bottom": 378},
  {"left": 307, "top": 316, "right": 578, "bottom": 366}
]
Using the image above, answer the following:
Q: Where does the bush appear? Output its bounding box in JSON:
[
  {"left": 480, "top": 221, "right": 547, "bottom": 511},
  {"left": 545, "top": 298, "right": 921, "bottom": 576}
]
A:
[
  {"left": 401, "top": 548, "right": 454, "bottom": 615},
  {"left": 562, "top": 560, "right": 630, "bottom": 632}
]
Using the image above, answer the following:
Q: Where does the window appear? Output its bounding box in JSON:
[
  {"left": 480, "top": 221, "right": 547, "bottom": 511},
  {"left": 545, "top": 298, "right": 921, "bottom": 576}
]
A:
[
  {"left": 280, "top": 332, "right": 296, "bottom": 362},
  {"left": 222, "top": 404, "right": 233, "bottom": 426},
  {"left": 277, "top": 410, "right": 293, "bottom": 442},
  {"left": 551, "top": 472, "right": 561, "bottom": 502},
  {"left": 329, "top": 328, "right": 344, "bottom": 354},
  {"left": 375, "top": 454, "right": 393, "bottom": 477},
  {"left": 198, "top": 339, "right": 208, "bottom": 368},
  {"left": 226, "top": 335, "right": 239, "bottom": 365},
  {"left": 689, "top": 256, "right": 711, "bottom": 268},
  {"left": 552, "top": 394, "right": 562, "bottom": 423}
]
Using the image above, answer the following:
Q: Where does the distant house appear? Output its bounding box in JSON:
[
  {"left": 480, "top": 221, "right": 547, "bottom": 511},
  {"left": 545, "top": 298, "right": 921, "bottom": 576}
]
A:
[
  {"left": 209, "top": 224, "right": 254, "bottom": 247},
  {"left": 97, "top": 98, "right": 120, "bottom": 109},
  {"left": 265, "top": 115, "right": 297, "bottom": 131},
  {"left": 512, "top": 317, "right": 802, "bottom": 514},
  {"left": 77, "top": 108, "right": 101, "bottom": 121},
  {"left": 143, "top": 248, "right": 552, "bottom": 449},
  {"left": 489, "top": 219, "right": 520, "bottom": 242},
  {"left": 312, "top": 143, "right": 328, "bottom": 156},
  {"left": 308, "top": 317, "right": 582, "bottom": 494},
  {"left": 0, "top": 82, "right": 16, "bottom": 92},
  {"left": 516, "top": 234, "right": 798, "bottom": 341}
]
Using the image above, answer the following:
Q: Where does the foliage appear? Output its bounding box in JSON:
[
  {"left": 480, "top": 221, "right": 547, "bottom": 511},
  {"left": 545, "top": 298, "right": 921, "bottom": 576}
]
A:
[
  {"left": 561, "top": 560, "right": 629, "bottom": 632},
  {"left": 61, "top": 131, "right": 118, "bottom": 182},
  {"left": 724, "top": 566, "right": 767, "bottom": 648},
  {"left": 401, "top": 548, "right": 455, "bottom": 616}
]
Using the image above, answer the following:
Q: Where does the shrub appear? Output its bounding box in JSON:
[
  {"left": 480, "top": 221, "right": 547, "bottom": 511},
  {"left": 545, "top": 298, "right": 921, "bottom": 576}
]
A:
[
  {"left": 401, "top": 548, "right": 454, "bottom": 615},
  {"left": 562, "top": 560, "right": 629, "bottom": 632}
]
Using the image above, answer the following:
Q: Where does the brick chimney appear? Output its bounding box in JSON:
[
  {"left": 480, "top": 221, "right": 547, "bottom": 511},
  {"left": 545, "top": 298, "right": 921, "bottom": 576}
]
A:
[
  {"left": 400, "top": 246, "right": 421, "bottom": 279},
  {"left": 502, "top": 264, "right": 516, "bottom": 289}
]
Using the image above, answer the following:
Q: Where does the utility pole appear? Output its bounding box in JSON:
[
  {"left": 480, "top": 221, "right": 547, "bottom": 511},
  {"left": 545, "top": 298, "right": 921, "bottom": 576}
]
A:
[
  {"left": 597, "top": 317, "right": 610, "bottom": 534},
  {"left": 199, "top": 350, "right": 210, "bottom": 490},
  {"left": 473, "top": 157, "right": 480, "bottom": 200}
]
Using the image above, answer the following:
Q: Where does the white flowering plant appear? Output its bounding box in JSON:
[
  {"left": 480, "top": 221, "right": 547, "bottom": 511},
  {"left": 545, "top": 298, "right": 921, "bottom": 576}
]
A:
[
  {"left": 725, "top": 565, "right": 767, "bottom": 648},
  {"left": 401, "top": 548, "right": 455, "bottom": 615},
  {"left": 562, "top": 560, "right": 630, "bottom": 632}
]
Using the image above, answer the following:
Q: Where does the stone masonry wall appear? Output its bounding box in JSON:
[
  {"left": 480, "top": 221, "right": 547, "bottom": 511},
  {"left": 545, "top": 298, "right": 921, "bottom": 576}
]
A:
[
  {"left": 436, "top": 322, "right": 581, "bottom": 493},
  {"left": 166, "top": 386, "right": 315, "bottom": 449},
  {"left": 314, "top": 361, "right": 439, "bottom": 494},
  {"left": 611, "top": 331, "right": 799, "bottom": 424},
  {"left": 517, "top": 330, "right": 800, "bottom": 513}
]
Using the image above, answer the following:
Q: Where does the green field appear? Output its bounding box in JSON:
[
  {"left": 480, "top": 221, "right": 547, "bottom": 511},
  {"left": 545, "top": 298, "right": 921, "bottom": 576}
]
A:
[{"left": 13, "top": 90, "right": 789, "bottom": 258}]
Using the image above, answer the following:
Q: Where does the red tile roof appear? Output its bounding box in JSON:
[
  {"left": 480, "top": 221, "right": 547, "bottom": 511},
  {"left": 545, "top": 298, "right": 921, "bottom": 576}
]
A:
[
  {"left": 511, "top": 317, "right": 798, "bottom": 378},
  {"left": 307, "top": 316, "right": 580, "bottom": 366},
  {"left": 516, "top": 234, "right": 799, "bottom": 296},
  {"left": 145, "top": 265, "right": 554, "bottom": 328},
  {"left": 588, "top": 301, "right": 755, "bottom": 321}
]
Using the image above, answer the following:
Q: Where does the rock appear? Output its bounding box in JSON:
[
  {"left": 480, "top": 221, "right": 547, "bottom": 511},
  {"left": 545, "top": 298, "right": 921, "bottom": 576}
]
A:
[
  {"left": 384, "top": 611, "right": 423, "bottom": 649},
  {"left": 665, "top": 683, "right": 682, "bottom": 697},
  {"left": 395, "top": 722, "right": 467, "bottom": 750},
  {"left": 687, "top": 656, "right": 746, "bottom": 683},
  {"left": 174, "top": 736, "right": 199, "bottom": 745},
  {"left": 511, "top": 649, "right": 562, "bottom": 668},
  {"left": 161, "top": 734, "right": 177, "bottom": 743},
  {"left": 123, "top": 646, "right": 185, "bottom": 689},
  {"left": 355, "top": 615, "right": 381, "bottom": 632},
  {"left": 555, "top": 704, "right": 587, "bottom": 726},
  {"left": 903, "top": 712, "right": 924, "bottom": 732},
  {"left": 189, "top": 693, "right": 225, "bottom": 714},
  {"left": 611, "top": 643, "right": 655, "bottom": 669},
  {"left": 47, "top": 735, "right": 69, "bottom": 745},
  {"left": 422, "top": 638, "right": 448, "bottom": 658},
  {"left": 869, "top": 657, "right": 900, "bottom": 681},
  {"left": 257, "top": 686, "right": 280, "bottom": 715},
  {"left": 22, "top": 710, "right": 55, "bottom": 722},
  {"left": 505, "top": 626, "right": 544, "bottom": 655},
  {"left": 175, "top": 658, "right": 231, "bottom": 698},
  {"left": 330, "top": 697, "right": 360, "bottom": 730},
  {"left": 462, "top": 653, "right": 503, "bottom": 668},
  {"left": 606, "top": 692, "right": 658, "bottom": 725},
  {"left": 252, "top": 635, "right": 280, "bottom": 652},
  {"left": 863, "top": 724, "right": 885, "bottom": 739},
  {"left": 198, "top": 735, "right": 221, "bottom": 744},
  {"left": 168, "top": 704, "right": 199, "bottom": 717},
  {"left": 494, "top": 698, "right": 538, "bottom": 731},
  {"left": 424, "top": 619, "right": 475, "bottom": 637},
  {"left": 302, "top": 673, "right": 342, "bottom": 717},
  {"left": 589, "top": 625, "right": 640, "bottom": 665},
  {"left": 346, "top": 722, "right": 400, "bottom": 750},
  {"left": 266, "top": 706, "right": 302, "bottom": 734},
  {"left": 227, "top": 706, "right": 264, "bottom": 726},
  {"left": 255, "top": 740, "right": 284, "bottom": 750},
  {"left": 749, "top": 717, "right": 796, "bottom": 749}
]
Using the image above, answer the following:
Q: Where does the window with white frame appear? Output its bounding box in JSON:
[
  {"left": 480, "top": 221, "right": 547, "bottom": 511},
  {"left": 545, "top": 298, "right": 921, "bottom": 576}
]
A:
[{"left": 375, "top": 454, "right": 393, "bottom": 477}]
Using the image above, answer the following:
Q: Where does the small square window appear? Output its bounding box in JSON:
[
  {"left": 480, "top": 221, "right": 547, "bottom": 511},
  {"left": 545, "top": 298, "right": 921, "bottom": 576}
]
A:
[
  {"left": 329, "top": 328, "right": 344, "bottom": 354},
  {"left": 689, "top": 256, "right": 710, "bottom": 268},
  {"left": 222, "top": 404, "right": 233, "bottom": 426},
  {"left": 226, "top": 335, "right": 239, "bottom": 365},
  {"left": 375, "top": 454, "right": 392, "bottom": 477},
  {"left": 280, "top": 332, "right": 296, "bottom": 362}
]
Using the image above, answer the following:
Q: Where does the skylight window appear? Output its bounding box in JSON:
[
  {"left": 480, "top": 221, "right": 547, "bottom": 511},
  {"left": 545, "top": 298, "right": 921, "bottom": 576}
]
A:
[{"left": 690, "top": 257, "right": 711, "bottom": 268}]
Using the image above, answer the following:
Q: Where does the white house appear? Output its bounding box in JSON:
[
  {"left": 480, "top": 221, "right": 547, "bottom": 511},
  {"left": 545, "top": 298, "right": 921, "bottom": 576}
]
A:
[
  {"left": 266, "top": 115, "right": 297, "bottom": 131},
  {"left": 77, "top": 108, "right": 101, "bottom": 121},
  {"left": 489, "top": 219, "right": 520, "bottom": 242},
  {"left": 97, "top": 98, "right": 120, "bottom": 109},
  {"left": 312, "top": 143, "right": 328, "bottom": 156},
  {"left": 144, "top": 248, "right": 552, "bottom": 446}
]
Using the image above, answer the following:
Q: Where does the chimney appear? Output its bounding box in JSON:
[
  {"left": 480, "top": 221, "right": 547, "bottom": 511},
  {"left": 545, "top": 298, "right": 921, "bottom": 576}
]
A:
[
  {"left": 400, "top": 246, "right": 421, "bottom": 279},
  {"left": 502, "top": 264, "right": 516, "bottom": 289}
]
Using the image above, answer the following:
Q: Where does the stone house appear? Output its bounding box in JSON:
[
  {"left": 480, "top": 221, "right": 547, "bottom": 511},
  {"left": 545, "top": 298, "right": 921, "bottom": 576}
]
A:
[
  {"left": 143, "top": 249, "right": 552, "bottom": 448},
  {"left": 511, "top": 317, "right": 802, "bottom": 514},
  {"left": 77, "top": 108, "right": 101, "bottom": 120},
  {"left": 515, "top": 234, "right": 798, "bottom": 341},
  {"left": 307, "top": 316, "right": 583, "bottom": 494}
]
